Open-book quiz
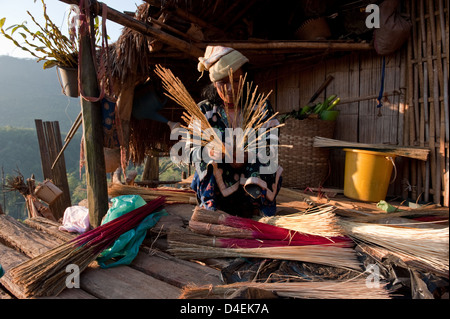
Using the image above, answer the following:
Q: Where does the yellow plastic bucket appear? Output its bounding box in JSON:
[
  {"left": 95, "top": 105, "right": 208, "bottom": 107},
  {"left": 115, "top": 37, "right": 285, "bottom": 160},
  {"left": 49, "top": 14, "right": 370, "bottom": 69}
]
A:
[{"left": 343, "top": 148, "right": 396, "bottom": 202}]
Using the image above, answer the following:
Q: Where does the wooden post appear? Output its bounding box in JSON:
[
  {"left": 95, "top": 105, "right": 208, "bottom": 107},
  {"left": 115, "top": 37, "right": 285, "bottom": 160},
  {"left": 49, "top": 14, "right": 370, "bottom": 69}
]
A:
[
  {"left": 34, "top": 120, "right": 72, "bottom": 220},
  {"left": 79, "top": 13, "right": 109, "bottom": 228}
]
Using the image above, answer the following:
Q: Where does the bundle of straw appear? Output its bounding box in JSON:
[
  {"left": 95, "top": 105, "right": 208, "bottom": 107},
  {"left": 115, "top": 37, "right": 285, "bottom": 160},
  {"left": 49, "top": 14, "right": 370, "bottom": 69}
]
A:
[
  {"left": 171, "top": 227, "right": 341, "bottom": 249},
  {"left": 257, "top": 204, "right": 344, "bottom": 238},
  {"left": 168, "top": 241, "right": 361, "bottom": 270},
  {"left": 108, "top": 183, "right": 196, "bottom": 204},
  {"left": 154, "top": 64, "right": 225, "bottom": 155},
  {"left": 339, "top": 220, "right": 449, "bottom": 274},
  {"left": 179, "top": 279, "right": 391, "bottom": 299},
  {"left": 191, "top": 207, "right": 350, "bottom": 245},
  {"left": 154, "top": 65, "right": 290, "bottom": 159},
  {"left": 9, "top": 196, "right": 166, "bottom": 297}
]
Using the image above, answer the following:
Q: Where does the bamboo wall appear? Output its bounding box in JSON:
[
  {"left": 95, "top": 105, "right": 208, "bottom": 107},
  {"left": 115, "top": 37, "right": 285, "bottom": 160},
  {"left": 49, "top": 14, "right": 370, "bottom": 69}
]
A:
[{"left": 255, "top": 0, "right": 449, "bottom": 207}]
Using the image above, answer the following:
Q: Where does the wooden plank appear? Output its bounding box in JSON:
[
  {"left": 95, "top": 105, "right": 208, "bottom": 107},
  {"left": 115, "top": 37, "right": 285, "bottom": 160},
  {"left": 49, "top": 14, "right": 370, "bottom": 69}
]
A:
[
  {"left": 0, "top": 243, "right": 96, "bottom": 299},
  {"left": 131, "top": 249, "right": 222, "bottom": 288},
  {"left": 80, "top": 263, "right": 181, "bottom": 299},
  {"left": 23, "top": 216, "right": 76, "bottom": 242},
  {"left": 0, "top": 214, "right": 65, "bottom": 257}
]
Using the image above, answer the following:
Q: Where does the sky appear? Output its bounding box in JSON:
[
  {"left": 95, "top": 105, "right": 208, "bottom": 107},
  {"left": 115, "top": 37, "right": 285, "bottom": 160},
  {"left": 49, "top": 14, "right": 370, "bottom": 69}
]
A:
[{"left": 0, "top": 0, "right": 138, "bottom": 58}]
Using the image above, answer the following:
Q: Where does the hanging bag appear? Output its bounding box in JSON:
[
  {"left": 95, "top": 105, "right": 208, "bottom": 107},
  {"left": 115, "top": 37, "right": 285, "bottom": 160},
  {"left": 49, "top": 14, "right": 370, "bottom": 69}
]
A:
[{"left": 373, "top": 0, "right": 412, "bottom": 55}]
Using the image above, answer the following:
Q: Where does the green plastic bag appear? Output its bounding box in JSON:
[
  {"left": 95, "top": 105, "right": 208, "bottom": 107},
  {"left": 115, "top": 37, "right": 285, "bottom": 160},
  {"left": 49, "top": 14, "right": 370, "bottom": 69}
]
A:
[
  {"left": 0, "top": 264, "right": 4, "bottom": 278},
  {"left": 96, "top": 195, "right": 167, "bottom": 269}
]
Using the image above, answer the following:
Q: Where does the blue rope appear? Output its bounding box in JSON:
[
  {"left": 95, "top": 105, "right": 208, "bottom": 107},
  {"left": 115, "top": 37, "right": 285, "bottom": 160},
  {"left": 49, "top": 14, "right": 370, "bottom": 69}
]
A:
[{"left": 377, "top": 56, "right": 386, "bottom": 109}]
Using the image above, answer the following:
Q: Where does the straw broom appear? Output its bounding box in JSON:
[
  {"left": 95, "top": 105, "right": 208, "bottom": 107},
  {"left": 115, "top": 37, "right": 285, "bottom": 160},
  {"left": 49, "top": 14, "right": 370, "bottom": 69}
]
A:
[
  {"left": 179, "top": 279, "right": 391, "bottom": 299},
  {"left": 9, "top": 196, "right": 166, "bottom": 298},
  {"left": 339, "top": 220, "right": 449, "bottom": 274},
  {"left": 256, "top": 204, "right": 344, "bottom": 238}
]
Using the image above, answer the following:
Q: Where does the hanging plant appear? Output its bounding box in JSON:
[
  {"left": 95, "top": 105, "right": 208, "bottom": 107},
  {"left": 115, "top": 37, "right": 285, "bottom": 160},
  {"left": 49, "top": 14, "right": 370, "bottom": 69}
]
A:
[{"left": 0, "top": 0, "right": 78, "bottom": 69}]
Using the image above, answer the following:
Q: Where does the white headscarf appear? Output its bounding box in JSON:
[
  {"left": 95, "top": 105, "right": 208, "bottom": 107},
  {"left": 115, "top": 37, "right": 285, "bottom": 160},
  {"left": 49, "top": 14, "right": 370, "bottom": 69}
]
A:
[{"left": 197, "top": 46, "right": 249, "bottom": 82}]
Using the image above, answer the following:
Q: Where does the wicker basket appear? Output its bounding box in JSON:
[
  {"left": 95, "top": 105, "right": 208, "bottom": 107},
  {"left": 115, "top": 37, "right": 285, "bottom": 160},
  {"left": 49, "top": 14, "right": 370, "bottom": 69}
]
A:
[{"left": 278, "top": 117, "right": 336, "bottom": 189}]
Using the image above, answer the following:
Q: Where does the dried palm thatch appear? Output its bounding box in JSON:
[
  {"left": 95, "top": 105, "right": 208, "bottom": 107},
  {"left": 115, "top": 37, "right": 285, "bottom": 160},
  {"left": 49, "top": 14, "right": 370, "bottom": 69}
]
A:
[
  {"left": 257, "top": 204, "right": 344, "bottom": 238},
  {"left": 110, "top": 3, "right": 154, "bottom": 84},
  {"left": 108, "top": 183, "right": 196, "bottom": 204},
  {"left": 179, "top": 278, "right": 391, "bottom": 299},
  {"left": 339, "top": 220, "right": 449, "bottom": 274}
]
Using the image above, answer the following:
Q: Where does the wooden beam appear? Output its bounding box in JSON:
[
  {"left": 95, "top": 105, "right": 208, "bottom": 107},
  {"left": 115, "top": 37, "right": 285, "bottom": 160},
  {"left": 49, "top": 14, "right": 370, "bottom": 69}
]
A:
[
  {"left": 79, "top": 14, "right": 109, "bottom": 228},
  {"left": 202, "top": 41, "right": 373, "bottom": 51},
  {"left": 58, "top": 0, "right": 203, "bottom": 58}
]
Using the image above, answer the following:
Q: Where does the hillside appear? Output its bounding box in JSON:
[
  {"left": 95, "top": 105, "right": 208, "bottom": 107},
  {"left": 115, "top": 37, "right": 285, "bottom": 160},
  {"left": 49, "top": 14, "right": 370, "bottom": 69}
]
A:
[{"left": 0, "top": 56, "right": 80, "bottom": 132}]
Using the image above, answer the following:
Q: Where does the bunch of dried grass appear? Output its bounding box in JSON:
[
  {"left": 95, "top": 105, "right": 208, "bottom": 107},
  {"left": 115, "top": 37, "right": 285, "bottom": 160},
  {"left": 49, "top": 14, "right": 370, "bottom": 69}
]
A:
[
  {"left": 257, "top": 204, "right": 344, "bottom": 238},
  {"left": 154, "top": 65, "right": 291, "bottom": 160},
  {"left": 339, "top": 220, "right": 449, "bottom": 273},
  {"left": 108, "top": 183, "right": 196, "bottom": 204},
  {"left": 179, "top": 278, "right": 391, "bottom": 299},
  {"left": 168, "top": 241, "right": 361, "bottom": 271}
]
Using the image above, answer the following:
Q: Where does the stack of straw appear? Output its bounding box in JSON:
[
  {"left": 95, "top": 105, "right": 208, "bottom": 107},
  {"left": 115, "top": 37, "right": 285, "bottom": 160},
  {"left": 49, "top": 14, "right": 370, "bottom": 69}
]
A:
[
  {"left": 9, "top": 197, "right": 166, "bottom": 297},
  {"left": 108, "top": 183, "right": 196, "bottom": 204},
  {"left": 168, "top": 207, "right": 361, "bottom": 271},
  {"left": 179, "top": 279, "right": 391, "bottom": 299},
  {"left": 257, "top": 204, "right": 344, "bottom": 238},
  {"left": 339, "top": 220, "right": 449, "bottom": 275}
]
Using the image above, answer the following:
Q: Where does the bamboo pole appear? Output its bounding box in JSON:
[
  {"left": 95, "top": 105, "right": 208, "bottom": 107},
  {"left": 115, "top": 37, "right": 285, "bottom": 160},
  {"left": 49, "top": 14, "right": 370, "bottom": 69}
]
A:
[
  {"left": 438, "top": 0, "right": 449, "bottom": 207},
  {"left": 427, "top": 0, "right": 442, "bottom": 205}
]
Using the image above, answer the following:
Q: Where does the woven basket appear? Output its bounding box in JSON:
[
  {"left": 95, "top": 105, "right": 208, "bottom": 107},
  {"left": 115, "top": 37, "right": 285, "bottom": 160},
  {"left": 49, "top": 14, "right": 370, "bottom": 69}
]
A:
[{"left": 278, "top": 117, "right": 336, "bottom": 189}]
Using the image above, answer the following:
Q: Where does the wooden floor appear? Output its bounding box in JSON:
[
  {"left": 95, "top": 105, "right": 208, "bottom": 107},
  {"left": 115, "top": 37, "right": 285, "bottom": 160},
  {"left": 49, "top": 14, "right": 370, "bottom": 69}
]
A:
[{"left": 0, "top": 188, "right": 446, "bottom": 299}]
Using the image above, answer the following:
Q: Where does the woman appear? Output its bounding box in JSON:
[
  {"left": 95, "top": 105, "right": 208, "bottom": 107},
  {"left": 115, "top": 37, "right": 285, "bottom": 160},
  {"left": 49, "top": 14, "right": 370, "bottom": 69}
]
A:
[{"left": 188, "top": 46, "right": 283, "bottom": 217}]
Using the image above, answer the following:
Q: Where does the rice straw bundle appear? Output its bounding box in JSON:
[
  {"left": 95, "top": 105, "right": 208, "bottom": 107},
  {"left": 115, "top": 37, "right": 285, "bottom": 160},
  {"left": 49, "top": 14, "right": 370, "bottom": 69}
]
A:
[
  {"left": 9, "top": 197, "right": 166, "bottom": 297},
  {"left": 179, "top": 279, "right": 391, "bottom": 299},
  {"left": 108, "top": 183, "right": 196, "bottom": 204},
  {"left": 257, "top": 204, "right": 344, "bottom": 238},
  {"left": 168, "top": 241, "right": 361, "bottom": 270},
  {"left": 339, "top": 220, "right": 449, "bottom": 274},
  {"left": 192, "top": 207, "right": 350, "bottom": 245}
]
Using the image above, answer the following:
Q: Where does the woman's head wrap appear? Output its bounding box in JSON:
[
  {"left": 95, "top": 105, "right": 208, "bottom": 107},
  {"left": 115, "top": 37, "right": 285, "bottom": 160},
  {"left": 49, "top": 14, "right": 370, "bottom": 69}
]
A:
[{"left": 197, "top": 46, "right": 249, "bottom": 82}]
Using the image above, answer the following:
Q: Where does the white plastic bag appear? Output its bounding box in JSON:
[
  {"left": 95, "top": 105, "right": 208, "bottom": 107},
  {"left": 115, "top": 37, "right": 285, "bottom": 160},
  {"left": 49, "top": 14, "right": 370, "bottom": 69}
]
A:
[{"left": 59, "top": 206, "right": 90, "bottom": 233}]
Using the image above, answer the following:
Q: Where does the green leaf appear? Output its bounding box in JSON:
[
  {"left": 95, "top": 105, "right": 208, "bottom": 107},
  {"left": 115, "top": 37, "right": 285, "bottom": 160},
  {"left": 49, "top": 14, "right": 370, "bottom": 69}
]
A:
[
  {"left": 43, "top": 60, "right": 57, "bottom": 69},
  {"left": 0, "top": 17, "right": 6, "bottom": 29}
]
